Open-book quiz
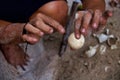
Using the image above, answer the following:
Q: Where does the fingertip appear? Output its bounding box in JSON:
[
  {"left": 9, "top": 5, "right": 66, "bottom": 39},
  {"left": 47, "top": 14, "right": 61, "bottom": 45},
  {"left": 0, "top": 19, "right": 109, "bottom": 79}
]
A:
[
  {"left": 80, "top": 28, "right": 86, "bottom": 34},
  {"left": 75, "top": 33, "right": 80, "bottom": 39},
  {"left": 59, "top": 27, "right": 65, "bottom": 34},
  {"left": 103, "top": 10, "right": 113, "bottom": 19},
  {"left": 40, "top": 32, "right": 44, "bottom": 36},
  {"left": 80, "top": 28, "right": 89, "bottom": 36},
  {"left": 108, "top": 11, "right": 113, "bottom": 17},
  {"left": 49, "top": 28, "right": 54, "bottom": 34},
  {"left": 22, "top": 35, "right": 38, "bottom": 44},
  {"left": 92, "top": 23, "right": 98, "bottom": 29},
  {"left": 32, "top": 38, "right": 38, "bottom": 42}
]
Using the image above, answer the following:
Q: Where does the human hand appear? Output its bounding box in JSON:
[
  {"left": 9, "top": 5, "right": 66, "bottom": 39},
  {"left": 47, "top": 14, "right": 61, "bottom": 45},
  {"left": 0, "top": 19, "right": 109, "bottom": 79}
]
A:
[
  {"left": 22, "top": 13, "right": 65, "bottom": 44},
  {"left": 74, "top": 10, "right": 112, "bottom": 39}
]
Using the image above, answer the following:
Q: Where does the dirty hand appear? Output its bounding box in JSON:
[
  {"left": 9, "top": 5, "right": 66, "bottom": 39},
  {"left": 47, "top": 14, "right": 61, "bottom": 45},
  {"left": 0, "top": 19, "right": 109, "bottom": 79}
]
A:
[
  {"left": 74, "top": 10, "right": 112, "bottom": 39},
  {"left": 22, "top": 13, "right": 65, "bottom": 44}
]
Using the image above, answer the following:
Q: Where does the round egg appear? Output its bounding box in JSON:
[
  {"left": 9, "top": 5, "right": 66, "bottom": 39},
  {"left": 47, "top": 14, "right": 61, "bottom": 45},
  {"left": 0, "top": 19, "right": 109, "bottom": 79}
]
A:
[{"left": 68, "top": 32, "right": 85, "bottom": 50}]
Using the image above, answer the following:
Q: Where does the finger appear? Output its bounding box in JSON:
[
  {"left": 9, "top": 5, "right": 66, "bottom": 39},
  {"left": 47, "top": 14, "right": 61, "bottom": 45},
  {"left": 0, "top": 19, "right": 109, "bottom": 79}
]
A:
[
  {"left": 103, "top": 10, "right": 112, "bottom": 19},
  {"left": 74, "top": 11, "right": 84, "bottom": 39},
  {"left": 100, "top": 10, "right": 113, "bottom": 25},
  {"left": 81, "top": 11, "right": 92, "bottom": 35},
  {"left": 92, "top": 10, "right": 102, "bottom": 29},
  {"left": 31, "top": 19, "right": 54, "bottom": 34},
  {"left": 40, "top": 14, "right": 65, "bottom": 34},
  {"left": 25, "top": 23, "right": 44, "bottom": 37},
  {"left": 22, "top": 34, "right": 40, "bottom": 44}
]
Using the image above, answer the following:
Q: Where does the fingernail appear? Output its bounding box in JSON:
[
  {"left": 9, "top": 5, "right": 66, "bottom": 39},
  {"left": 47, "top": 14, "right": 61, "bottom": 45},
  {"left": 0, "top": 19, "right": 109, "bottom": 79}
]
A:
[
  {"left": 76, "top": 34, "right": 80, "bottom": 39},
  {"left": 81, "top": 28, "right": 86, "bottom": 33},
  {"left": 40, "top": 32, "right": 44, "bottom": 36},
  {"left": 61, "top": 28, "right": 65, "bottom": 33},
  {"left": 49, "top": 29, "right": 53, "bottom": 33},
  {"left": 109, "top": 12, "right": 113, "bottom": 17},
  {"left": 33, "top": 38, "right": 38, "bottom": 42},
  {"left": 93, "top": 23, "right": 97, "bottom": 29}
]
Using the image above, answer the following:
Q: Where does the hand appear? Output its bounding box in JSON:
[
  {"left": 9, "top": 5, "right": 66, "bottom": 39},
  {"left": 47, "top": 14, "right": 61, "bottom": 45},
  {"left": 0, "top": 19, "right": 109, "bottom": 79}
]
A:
[
  {"left": 22, "top": 13, "right": 65, "bottom": 44},
  {"left": 74, "top": 10, "right": 112, "bottom": 39}
]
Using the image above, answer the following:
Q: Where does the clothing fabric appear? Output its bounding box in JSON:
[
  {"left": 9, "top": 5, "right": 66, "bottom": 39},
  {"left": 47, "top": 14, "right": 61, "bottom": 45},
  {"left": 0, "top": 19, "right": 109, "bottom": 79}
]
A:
[{"left": 0, "top": 0, "right": 53, "bottom": 22}]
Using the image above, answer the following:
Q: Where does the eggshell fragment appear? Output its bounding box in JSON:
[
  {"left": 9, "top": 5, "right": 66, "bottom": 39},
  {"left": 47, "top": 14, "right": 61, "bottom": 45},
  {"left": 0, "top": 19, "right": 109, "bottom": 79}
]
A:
[
  {"left": 68, "top": 33, "right": 85, "bottom": 50},
  {"left": 85, "top": 45, "right": 99, "bottom": 57}
]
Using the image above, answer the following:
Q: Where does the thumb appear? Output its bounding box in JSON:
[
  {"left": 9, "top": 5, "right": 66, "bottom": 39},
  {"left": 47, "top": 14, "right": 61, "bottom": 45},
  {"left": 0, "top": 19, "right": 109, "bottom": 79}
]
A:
[{"left": 22, "top": 34, "right": 40, "bottom": 44}]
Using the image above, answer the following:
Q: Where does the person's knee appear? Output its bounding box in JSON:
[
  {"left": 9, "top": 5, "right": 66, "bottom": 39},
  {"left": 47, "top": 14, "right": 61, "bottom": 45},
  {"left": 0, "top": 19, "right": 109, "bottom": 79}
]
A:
[{"left": 38, "top": 0, "right": 68, "bottom": 25}]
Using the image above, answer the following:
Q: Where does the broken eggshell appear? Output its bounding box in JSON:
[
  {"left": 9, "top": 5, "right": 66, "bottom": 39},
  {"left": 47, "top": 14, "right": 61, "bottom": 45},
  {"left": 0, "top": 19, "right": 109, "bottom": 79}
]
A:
[
  {"left": 107, "top": 36, "right": 119, "bottom": 49},
  {"left": 99, "top": 45, "right": 107, "bottom": 55},
  {"left": 85, "top": 45, "right": 99, "bottom": 57},
  {"left": 93, "top": 33, "right": 114, "bottom": 43},
  {"left": 107, "top": 36, "right": 119, "bottom": 46},
  {"left": 106, "top": 28, "right": 110, "bottom": 35}
]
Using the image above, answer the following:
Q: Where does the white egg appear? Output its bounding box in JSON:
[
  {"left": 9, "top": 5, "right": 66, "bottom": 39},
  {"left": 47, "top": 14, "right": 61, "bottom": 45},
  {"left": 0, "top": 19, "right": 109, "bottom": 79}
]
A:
[{"left": 68, "top": 32, "right": 85, "bottom": 50}]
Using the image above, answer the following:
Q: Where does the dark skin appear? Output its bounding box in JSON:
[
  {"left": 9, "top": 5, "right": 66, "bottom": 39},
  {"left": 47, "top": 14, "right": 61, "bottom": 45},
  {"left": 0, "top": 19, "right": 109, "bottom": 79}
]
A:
[
  {"left": 0, "top": 0, "right": 112, "bottom": 69},
  {"left": 0, "top": 0, "right": 68, "bottom": 69},
  {"left": 74, "top": 0, "right": 112, "bottom": 39}
]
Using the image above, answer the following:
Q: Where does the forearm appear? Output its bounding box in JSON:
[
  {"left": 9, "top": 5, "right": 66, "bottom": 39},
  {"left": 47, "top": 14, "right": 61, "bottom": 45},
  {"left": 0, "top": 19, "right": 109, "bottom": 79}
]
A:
[
  {"left": 81, "top": 0, "right": 105, "bottom": 12},
  {"left": 0, "top": 20, "right": 24, "bottom": 44},
  {"left": 30, "top": 0, "right": 68, "bottom": 26}
]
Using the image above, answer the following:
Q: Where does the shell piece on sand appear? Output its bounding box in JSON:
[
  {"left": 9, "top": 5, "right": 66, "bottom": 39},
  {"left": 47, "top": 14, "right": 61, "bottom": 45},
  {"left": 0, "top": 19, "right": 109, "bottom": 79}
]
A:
[
  {"left": 93, "top": 33, "right": 114, "bottom": 43},
  {"left": 107, "top": 36, "right": 119, "bottom": 50},
  {"left": 85, "top": 45, "right": 99, "bottom": 57},
  {"left": 106, "top": 28, "right": 110, "bottom": 35},
  {"left": 110, "top": 45, "right": 118, "bottom": 49},
  {"left": 99, "top": 45, "right": 107, "bottom": 55}
]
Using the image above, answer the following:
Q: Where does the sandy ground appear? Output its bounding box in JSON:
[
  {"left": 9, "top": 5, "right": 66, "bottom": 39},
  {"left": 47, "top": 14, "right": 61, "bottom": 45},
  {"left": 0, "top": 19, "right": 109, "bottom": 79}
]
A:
[
  {"left": 44, "top": 8, "right": 120, "bottom": 80},
  {"left": 42, "top": 0, "right": 120, "bottom": 80},
  {"left": 0, "top": 0, "right": 120, "bottom": 80}
]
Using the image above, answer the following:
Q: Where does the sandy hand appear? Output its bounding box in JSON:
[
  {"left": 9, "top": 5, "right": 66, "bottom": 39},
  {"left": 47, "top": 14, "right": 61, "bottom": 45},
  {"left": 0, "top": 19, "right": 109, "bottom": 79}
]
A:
[{"left": 0, "top": 44, "right": 29, "bottom": 70}]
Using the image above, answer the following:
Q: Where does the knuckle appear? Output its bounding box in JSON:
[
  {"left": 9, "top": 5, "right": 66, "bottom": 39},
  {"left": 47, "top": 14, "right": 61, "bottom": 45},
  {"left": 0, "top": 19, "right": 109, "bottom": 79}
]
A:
[
  {"left": 86, "top": 11, "right": 92, "bottom": 17},
  {"left": 82, "top": 25, "right": 87, "bottom": 29},
  {"left": 35, "top": 30, "right": 41, "bottom": 35},
  {"left": 77, "top": 11, "right": 81, "bottom": 14},
  {"left": 95, "top": 9, "right": 101, "bottom": 13},
  {"left": 34, "top": 38, "right": 39, "bottom": 42},
  {"left": 95, "top": 10, "right": 102, "bottom": 15},
  {"left": 77, "top": 11, "right": 83, "bottom": 14},
  {"left": 24, "top": 23, "right": 30, "bottom": 29},
  {"left": 36, "top": 13, "right": 42, "bottom": 18},
  {"left": 77, "top": 11, "right": 84, "bottom": 16},
  {"left": 35, "top": 20, "right": 40, "bottom": 26}
]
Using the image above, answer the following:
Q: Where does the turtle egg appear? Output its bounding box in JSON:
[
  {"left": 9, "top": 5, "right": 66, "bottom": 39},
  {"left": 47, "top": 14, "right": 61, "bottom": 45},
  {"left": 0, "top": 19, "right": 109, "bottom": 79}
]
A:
[{"left": 68, "top": 32, "right": 85, "bottom": 50}]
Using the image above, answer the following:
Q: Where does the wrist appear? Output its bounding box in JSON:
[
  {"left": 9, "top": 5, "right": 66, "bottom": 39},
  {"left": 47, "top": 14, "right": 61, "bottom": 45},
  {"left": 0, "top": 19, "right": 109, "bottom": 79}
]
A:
[{"left": 82, "top": 0, "right": 105, "bottom": 12}]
